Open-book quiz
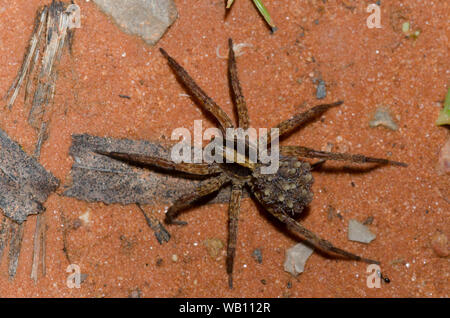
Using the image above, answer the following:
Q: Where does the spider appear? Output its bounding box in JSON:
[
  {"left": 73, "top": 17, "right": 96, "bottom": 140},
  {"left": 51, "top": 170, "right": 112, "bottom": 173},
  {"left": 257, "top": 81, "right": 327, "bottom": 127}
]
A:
[{"left": 99, "top": 39, "right": 406, "bottom": 288}]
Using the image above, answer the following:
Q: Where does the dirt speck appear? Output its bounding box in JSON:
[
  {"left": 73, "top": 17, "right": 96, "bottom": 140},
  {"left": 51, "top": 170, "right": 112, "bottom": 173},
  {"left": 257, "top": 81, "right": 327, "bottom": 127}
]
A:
[
  {"left": 204, "top": 238, "right": 224, "bottom": 259},
  {"left": 252, "top": 248, "right": 263, "bottom": 264},
  {"left": 431, "top": 231, "right": 449, "bottom": 258}
]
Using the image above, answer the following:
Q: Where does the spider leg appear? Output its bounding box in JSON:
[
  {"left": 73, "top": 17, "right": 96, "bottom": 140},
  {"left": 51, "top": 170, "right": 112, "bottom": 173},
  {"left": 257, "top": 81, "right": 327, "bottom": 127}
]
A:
[
  {"left": 263, "top": 101, "right": 343, "bottom": 145},
  {"left": 280, "top": 146, "right": 407, "bottom": 167},
  {"left": 270, "top": 209, "right": 379, "bottom": 264},
  {"left": 159, "top": 48, "right": 234, "bottom": 132},
  {"left": 165, "top": 174, "right": 230, "bottom": 225},
  {"left": 228, "top": 39, "right": 250, "bottom": 129},
  {"left": 96, "top": 150, "right": 222, "bottom": 176},
  {"left": 226, "top": 182, "right": 243, "bottom": 289}
]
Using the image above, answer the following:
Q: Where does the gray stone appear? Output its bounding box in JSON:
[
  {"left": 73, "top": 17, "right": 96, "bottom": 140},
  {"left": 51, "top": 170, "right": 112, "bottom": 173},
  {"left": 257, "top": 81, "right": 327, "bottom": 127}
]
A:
[
  {"left": 369, "top": 107, "right": 398, "bottom": 131},
  {"left": 316, "top": 79, "right": 327, "bottom": 99},
  {"left": 283, "top": 243, "right": 314, "bottom": 276},
  {"left": 348, "top": 219, "right": 376, "bottom": 244},
  {"left": 252, "top": 248, "right": 263, "bottom": 264},
  {"left": 93, "top": 0, "right": 178, "bottom": 45}
]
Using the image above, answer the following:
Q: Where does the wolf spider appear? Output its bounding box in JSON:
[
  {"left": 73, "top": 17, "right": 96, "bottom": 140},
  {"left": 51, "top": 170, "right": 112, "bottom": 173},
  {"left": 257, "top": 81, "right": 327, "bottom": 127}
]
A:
[{"left": 101, "top": 39, "right": 406, "bottom": 288}]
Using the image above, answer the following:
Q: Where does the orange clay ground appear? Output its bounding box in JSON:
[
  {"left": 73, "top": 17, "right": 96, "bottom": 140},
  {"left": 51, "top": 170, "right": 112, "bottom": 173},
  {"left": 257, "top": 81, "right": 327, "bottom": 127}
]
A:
[{"left": 0, "top": 0, "right": 448, "bottom": 297}]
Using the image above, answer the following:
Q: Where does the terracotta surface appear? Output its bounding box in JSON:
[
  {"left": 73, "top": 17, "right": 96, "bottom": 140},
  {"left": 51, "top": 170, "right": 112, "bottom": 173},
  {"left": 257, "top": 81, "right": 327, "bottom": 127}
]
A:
[{"left": 0, "top": 0, "right": 448, "bottom": 297}]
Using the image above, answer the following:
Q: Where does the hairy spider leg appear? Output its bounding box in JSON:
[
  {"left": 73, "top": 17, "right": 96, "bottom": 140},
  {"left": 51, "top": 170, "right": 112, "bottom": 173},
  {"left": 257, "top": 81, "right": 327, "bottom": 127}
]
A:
[
  {"left": 159, "top": 48, "right": 234, "bottom": 132},
  {"left": 280, "top": 146, "right": 407, "bottom": 167},
  {"left": 228, "top": 38, "right": 250, "bottom": 129},
  {"left": 226, "top": 182, "right": 244, "bottom": 289},
  {"left": 164, "top": 174, "right": 230, "bottom": 225},
  {"left": 96, "top": 151, "right": 222, "bottom": 176},
  {"left": 273, "top": 208, "right": 379, "bottom": 264}
]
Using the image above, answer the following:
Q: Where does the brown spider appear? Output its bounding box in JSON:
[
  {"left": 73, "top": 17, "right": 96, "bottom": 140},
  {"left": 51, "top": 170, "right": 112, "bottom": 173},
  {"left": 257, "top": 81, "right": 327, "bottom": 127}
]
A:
[{"left": 100, "top": 39, "right": 406, "bottom": 288}]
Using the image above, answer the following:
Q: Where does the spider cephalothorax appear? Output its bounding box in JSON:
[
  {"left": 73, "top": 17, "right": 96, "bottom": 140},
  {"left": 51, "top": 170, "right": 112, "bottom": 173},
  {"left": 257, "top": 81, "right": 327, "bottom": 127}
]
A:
[{"left": 99, "top": 39, "right": 406, "bottom": 288}]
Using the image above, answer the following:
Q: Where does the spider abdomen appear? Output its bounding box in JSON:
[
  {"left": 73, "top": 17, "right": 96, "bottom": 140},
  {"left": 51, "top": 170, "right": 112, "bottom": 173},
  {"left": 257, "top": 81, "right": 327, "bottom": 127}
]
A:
[{"left": 251, "top": 157, "right": 314, "bottom": 216}]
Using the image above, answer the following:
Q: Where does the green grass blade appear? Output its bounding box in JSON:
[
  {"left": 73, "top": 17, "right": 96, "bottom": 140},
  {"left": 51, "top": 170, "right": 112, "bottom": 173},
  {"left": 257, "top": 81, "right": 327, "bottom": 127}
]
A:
[
  {"left": 252, "top": 0, "right": 276, "bottom": 31},
  {"left": 226, "top": 0, "right": 235, "bottom": 9},
  {"left": 436, "top": 87, "right": 450, "bottom": 126}
]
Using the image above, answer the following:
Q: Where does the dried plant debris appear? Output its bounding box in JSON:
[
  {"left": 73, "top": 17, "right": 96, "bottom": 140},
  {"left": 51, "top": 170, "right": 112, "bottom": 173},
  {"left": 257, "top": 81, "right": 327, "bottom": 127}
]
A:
[
  {"left": 0, "top": 218, "right": 24, "bottom": 279},
  {"left": 63, "top": 134, "right": 246, "bottom": 242},
  {"left": 2, "top": 1, "right": 74, "bottom": 282},
  {"left": 284, "top": 243, "right": 314, "bottom": 276},
  {"left": 93, "top": 0, "right": 178, "bottom": 46},
  {"left": 4, "top": 0, "right": 79, "bottom": 152},
  {"left": 0, "top": 128, "right": 58, "bottom": 280},
  {"left": 226, "top": 0, "right": 276, "bottom": 32},
  {"left": 0, "top": 128, "right": 59, "bottom": 224},
  {"left": 138, "top": 204, "right": 170, "bottom": 244},
  {"left": 369, "top": 107, "right": 399, "bottom": 131},
  {"left": 436, "top": 88, "right": 450, "bottom": 126},
  {"left": 64, "top": 134, "right": 244, "bottom": 205},
  {"left": 0, "top": 218, "right": 25, "bottom": 279},
  {"left": 348, "top": 219, "right": 376, "bottom": 244}
]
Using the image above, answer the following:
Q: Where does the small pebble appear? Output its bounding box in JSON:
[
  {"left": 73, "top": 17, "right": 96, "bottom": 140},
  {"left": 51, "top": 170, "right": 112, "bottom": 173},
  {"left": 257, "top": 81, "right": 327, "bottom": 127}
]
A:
[
  {"left": 369, "top": 107, "right": 398, "bottom": 131},
  {"left": 252, "top": 248, "right": 263, "bottom": 264},
  {"left": 171, "top": 254, "right": 178, "bottom": 262},
  {"left": 203, "top": 238, "right": 224, "bottom": 258},
  {"left": 348, "top": 219, "right": 376, "bottom": 243},
  {"left": 284, "top": 243, "right": 314, "bottom": 276},
  {"left": 316, "top": 79, "right": 327, "bottom": 99},
  {"left": 431, "top": 231, "right": 449, "bottom": 257}
]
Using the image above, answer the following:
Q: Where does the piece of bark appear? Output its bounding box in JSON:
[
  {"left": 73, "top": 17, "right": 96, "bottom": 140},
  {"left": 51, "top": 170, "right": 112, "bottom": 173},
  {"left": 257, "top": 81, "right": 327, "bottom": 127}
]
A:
[
  {"left": 63, "top": 134, "right": 247, "bottom": 206},
  {"left": 2, "top": 1, "right": 76, "bottom": 281},
  {"left": 5, "top": 1, "right": 79, "bottom": 133},
  {"left": 0, "top": 128, "right": 59, "bottom": 224},
  {"left": 7, "top": 221, "right": 25, "bottom": 279}
]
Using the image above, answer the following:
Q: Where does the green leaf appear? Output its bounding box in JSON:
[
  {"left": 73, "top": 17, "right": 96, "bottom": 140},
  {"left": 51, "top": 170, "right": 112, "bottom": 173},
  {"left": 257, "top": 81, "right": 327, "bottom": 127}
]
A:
[
  {"left": 226, "top": 0, "right": 235, "bottom": 9},
  {"left": 436, "top": 87, "right": 450, "bottom": 126},
  {"left": 252, "top": 0, "right": 276, "bottom": 31}
]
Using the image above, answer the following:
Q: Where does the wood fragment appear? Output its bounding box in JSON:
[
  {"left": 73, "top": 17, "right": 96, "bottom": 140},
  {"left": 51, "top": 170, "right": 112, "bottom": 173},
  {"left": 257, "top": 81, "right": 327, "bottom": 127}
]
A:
[
  {"left": 3, "top": 1, "right": 78, "bottom": 281},
  {"left": 8, "top": 221, "right": 25, "bottom": 279},
  {"left": 0, "top": 128, "right": 59, "bottom": 223},
  {"left": 63, "top": 134, "right": 247, "bottom": 206},
  {"left": 0, "top": 217, "right": 9, "bottom": 263},
  {"left": 137, "top": 204, "right": 170, "bottom": 245},
  {"left": 63, "top": 134, "right": 249, "bottom": 243}
]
